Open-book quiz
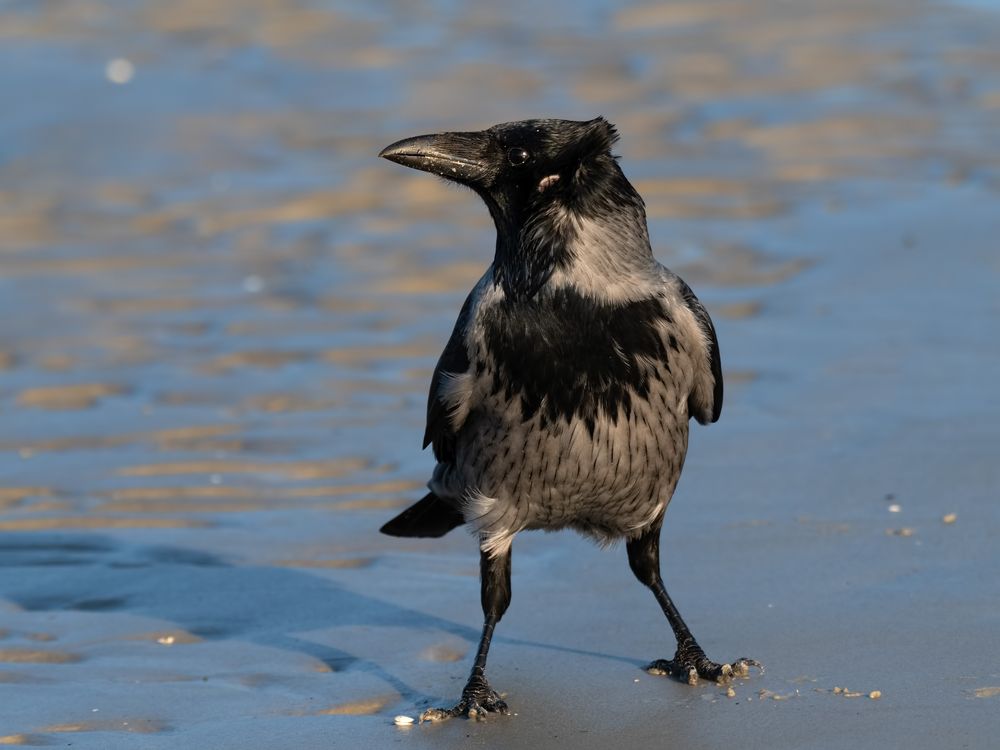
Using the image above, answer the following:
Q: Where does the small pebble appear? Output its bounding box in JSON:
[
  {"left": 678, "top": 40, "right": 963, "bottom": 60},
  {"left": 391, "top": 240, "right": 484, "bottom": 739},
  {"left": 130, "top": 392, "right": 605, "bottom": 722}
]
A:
[
  {"left": 888, "top": 504, "right": 901, "bottom": 513},
  {"left": 394, "top": 715, "right": 415, "bottom": 727},
  {"left": 942, "top": 513, "right": 957, "bottom": 524},
  {"left": 869, "top": 690, "right": 881, "bottom": 699}
]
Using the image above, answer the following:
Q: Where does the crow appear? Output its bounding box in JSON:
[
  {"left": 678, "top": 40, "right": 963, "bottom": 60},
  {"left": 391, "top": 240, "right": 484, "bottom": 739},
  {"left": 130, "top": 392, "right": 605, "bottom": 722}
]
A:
[{"left": 378, "top": 117, "right": 759, "bottom": 721}]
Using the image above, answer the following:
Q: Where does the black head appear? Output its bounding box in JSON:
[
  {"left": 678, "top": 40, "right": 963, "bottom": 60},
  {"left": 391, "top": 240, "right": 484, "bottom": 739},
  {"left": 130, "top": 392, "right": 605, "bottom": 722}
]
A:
[
  {"left": 379, "top": 117, "right": 623, "bottom": 224},
  {"left": 380, "top": 118, "right": 646, "bottom": 299}
]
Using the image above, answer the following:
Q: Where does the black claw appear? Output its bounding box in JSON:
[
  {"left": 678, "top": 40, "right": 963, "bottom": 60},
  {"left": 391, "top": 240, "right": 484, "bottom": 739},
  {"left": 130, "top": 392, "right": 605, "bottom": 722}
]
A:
[
  {"left": 419, "top": 681, "right": 510, "bottom": 723},
  {"left": 732, "top": 657, "right": 765, "bottom": 676},
  {"left": 645, "top": 644, "right": 762, "bottom": 685}
]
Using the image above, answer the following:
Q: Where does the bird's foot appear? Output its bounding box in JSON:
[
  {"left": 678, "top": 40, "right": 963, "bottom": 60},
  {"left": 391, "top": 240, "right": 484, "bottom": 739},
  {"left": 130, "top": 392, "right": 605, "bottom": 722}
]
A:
[
  {"left": 419, "top": 676, "right": 510, "bottom": 723},
  {"left": 646, "top": 640, "right": 762, "bottom": 686}
]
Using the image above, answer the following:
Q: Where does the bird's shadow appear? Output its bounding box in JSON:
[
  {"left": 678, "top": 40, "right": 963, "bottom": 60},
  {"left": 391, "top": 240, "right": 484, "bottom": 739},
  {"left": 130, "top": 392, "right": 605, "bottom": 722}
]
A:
[{"left": 0, "top": 533, "right": 644, "bottom": 708}]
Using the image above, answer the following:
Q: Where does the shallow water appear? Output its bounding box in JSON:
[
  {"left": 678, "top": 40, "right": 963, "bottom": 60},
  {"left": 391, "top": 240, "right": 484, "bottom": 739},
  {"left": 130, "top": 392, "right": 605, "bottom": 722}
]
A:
[{"left": 1, "top": 0, "right": 999, "bottom": 747}]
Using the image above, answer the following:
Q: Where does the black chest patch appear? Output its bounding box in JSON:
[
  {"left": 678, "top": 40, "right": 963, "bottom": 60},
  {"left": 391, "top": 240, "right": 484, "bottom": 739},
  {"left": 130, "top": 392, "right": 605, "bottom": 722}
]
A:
[{"left": 479, "top": 288, "right": 673, "bottom": 432}]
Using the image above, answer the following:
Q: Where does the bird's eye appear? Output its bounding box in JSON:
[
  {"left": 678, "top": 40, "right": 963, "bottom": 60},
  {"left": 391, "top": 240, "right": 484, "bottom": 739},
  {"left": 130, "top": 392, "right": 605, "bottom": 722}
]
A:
[{"left": 507, "top": 147, "right": 531, "bottom": 166}]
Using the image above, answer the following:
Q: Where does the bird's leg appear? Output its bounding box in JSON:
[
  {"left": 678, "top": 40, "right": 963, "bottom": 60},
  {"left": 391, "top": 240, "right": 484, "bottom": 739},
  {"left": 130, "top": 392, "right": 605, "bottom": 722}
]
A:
[
  {"left": 626, "top": 525, "right": 761, "bottom": 685},
  {"left": 420, "top": 543, "right": 512, "bottom": 722}
]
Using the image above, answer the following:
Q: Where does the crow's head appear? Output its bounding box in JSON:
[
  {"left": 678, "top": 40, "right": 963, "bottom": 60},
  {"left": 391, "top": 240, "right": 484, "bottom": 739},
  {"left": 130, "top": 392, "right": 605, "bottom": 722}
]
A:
[
  {"left": 380, "top": 118, "right": 650, "bottom": 298},
  {"left": 379, "top": 118, "right": 626, "bottom": 223}
]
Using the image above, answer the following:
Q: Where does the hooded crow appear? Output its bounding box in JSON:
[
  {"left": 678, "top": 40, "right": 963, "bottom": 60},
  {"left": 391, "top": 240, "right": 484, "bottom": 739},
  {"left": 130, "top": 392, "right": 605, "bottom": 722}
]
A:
[{"left": 378, "top": 117, "right": 759, "bottom": 721}]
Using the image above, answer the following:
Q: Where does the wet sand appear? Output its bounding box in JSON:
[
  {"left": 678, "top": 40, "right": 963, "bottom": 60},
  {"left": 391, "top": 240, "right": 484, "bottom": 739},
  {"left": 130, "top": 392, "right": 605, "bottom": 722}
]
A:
[{"left": 1, "top": 0, "right": 999, "bottom": 747}]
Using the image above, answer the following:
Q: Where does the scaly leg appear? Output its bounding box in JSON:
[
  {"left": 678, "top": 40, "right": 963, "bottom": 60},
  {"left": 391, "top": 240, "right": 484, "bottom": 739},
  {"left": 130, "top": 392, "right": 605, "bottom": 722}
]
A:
[
  {"left": 626, "top": 524, "right": 761, "bottom": 685},
  {"left": 420, "top": 542, "right": 513, "bottom": 721}
]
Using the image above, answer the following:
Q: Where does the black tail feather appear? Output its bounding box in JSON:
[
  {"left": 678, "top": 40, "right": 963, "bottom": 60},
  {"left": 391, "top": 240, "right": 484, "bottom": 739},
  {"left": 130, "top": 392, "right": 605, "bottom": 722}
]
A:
[{"left": 380, "top": 492, "right": 465, "bottom": 538}]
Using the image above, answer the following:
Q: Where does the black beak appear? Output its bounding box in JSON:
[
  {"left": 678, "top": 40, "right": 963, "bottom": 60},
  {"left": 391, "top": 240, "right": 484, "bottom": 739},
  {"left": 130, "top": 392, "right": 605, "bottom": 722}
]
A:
[{"left": 379, "top": 131, "right": 493, "bottom": 186}]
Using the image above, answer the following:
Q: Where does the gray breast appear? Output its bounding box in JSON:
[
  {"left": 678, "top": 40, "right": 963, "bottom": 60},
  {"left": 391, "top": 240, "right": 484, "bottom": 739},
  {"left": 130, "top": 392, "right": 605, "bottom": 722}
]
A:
[{"left": 429, "top": 285, "right": 701, "bottom": 555}]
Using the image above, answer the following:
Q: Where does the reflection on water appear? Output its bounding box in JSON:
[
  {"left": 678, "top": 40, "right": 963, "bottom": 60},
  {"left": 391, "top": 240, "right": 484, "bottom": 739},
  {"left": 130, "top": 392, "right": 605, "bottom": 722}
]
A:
[{"left": 1, "top": 0, "right": 999, "bottom": 743}]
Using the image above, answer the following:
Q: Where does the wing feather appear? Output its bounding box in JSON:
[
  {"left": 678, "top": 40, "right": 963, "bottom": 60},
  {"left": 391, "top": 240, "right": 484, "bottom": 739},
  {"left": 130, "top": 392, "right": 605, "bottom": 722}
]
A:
[
  {"left": 423, "top": 293, "right": 474, "bottom": 462},
  {"left": 676, "top": 278, "right": 723, "bottom": 424}
]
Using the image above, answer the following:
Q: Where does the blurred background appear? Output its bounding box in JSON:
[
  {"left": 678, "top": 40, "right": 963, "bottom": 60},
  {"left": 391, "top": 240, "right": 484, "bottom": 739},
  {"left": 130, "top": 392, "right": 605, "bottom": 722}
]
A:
[{"left": 1, "top": 1, "right": 998, "bottom": 747}]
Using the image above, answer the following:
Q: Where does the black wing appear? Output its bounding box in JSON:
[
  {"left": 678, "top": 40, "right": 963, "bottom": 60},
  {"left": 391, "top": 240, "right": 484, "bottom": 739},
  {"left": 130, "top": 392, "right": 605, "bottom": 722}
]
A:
[
  {"left": 677, "top": 279, "right": 723, "bottom": 424},
  {"left": 422, "top": 292, "right": 474, "bottom": 462},
  {"left": 378, "top": 294, "right": 476, "bottom": 540}
]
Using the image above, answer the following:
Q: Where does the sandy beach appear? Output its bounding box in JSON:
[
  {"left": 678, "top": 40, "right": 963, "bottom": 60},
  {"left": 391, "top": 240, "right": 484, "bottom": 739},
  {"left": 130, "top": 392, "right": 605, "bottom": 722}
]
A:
[{"left": 1, "top": 0, "right": 999, "bottom": 747}]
